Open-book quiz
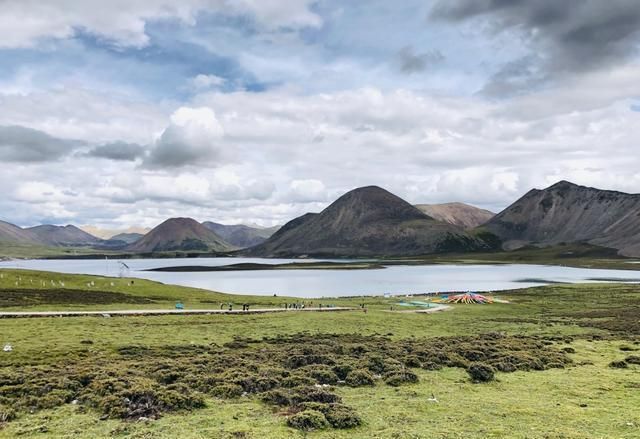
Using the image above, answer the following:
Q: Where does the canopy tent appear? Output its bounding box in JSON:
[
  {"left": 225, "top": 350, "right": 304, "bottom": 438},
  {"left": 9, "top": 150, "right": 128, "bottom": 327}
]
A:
[{"left": 445, "top": 292, "right": 493, "bottom": 304}]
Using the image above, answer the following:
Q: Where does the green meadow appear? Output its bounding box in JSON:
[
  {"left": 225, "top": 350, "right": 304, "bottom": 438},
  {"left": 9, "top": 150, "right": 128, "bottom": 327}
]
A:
[{"left": 0, "top": 269, "right": 639, "bottom": 438}]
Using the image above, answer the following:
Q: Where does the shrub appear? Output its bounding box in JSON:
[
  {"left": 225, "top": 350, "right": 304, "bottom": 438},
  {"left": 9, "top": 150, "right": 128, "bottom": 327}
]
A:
[
  {"left": 625, "top": 355, "right": 640, "bottom": 365},
  {"left": 332, "top": 364, "right": 353, "bottom": 380},
  {"left": 467, "top": 363, "right": 495, "bottom": 383},
  {"left": 281, "top": 374, "right": 315, "bottom": 388},
  {"left": 421, "top": 361, "right": 442, "bottom": 371},
  {"left": 301, "top": 365, "right": 339, "bottom": 385},
  {"left": 345, "top": 369, "right": 375, "bottom": 387},
  {"left": 211, "top": 384, "right": 243, "bottom": 399},
  {"left": 0, "top": 404, "right": 17, "bottom": 423},
  {"left": 323, "top": 404, "right": 362, "bottom": 429},
  {"left": 291, "top": 387, "right": 341, "bottom": 405},
  {"left": 260, "top": 389, "right": 291, "bottom": 406},
  {"left": 404, "top": 356, "right": 421, "bottom": 368},
  {"left": 494, "top": 362, "right": 517, "bottom": 373},
  {"left": 384, "top": 370, "right": 419, "bottom": 387},
  {"left": 287, "top": 409, "right": 329, "bottom": 431},
  {"left": 562, "top": 347, "right": 576, "bottom": 354},
  {"left": 609, "top": 360, "right": 628, "bottom": 369},
  {"left": 300, "top": 402, "right": 362, "bottom": 429}
]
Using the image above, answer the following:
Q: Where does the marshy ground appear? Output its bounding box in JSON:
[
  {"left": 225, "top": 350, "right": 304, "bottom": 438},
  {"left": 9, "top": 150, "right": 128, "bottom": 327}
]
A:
[{"left": 0, "top": 269, "right": 639, "bottom": 438}]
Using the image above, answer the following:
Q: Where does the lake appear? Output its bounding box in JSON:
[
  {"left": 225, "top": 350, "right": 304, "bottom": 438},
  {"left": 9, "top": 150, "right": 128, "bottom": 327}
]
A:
[{"left": 2, "top": 257, "right": 640, "bottom": 298}]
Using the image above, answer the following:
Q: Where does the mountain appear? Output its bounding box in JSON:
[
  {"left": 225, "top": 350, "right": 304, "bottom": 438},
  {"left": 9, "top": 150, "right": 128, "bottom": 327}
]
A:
[
  {"left": 483, "top": 181, "right": 640, "bottom": 256},
  {"left": 126, "top": 218, "right": 234, "bottom": 253},
  {"left": 201, "top": 222, "right": 279, "bottom": 248},
  {"left": 80, "top": 225, "right": 150, "bottom": 240},
  {"left": 25, "top": 224, "right": 102, "bottom": 246},
  {"left": 0, "top": 220, "right": 40, "bottom": 244},
  {"left": 246, "top": 186, "right": 491, "bottom": 257},
  {"left": 415, "top": 202, "right": 494, "bottom": 229}
]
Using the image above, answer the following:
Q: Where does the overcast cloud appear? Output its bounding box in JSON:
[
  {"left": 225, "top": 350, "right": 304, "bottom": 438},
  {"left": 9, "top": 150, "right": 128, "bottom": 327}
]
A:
[{"left": 1, "top": 0, "right": 639, "bottom": 229}]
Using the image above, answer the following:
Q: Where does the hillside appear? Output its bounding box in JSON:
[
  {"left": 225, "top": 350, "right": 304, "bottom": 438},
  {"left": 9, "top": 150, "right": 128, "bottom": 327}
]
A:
[
  {"left": 26, "top": 224, "right": 102, "bottom": 246},
  {"left": 126, "top": 218, "right": 234, "bottom": 253},
  {"left": 201, "top": 222, "right": 279, "bottom": 248},
  {"left": 0, "top": 220, "right": 40, "bottom": 244},
  {"left": 483, "top": 180, "right": 640, "bottom": 256},
  {"left": 246, "top": 186, "right": 491, "bottom": 257},
  {"left": 415, "top": 202, "right": 494, "bottom": 229}
]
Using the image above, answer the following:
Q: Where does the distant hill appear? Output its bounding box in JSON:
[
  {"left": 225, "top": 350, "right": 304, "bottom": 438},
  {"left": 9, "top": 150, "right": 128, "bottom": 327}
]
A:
[
  {"left": 26, "top": 224, "right": 102, "bottom": 246},
  {"left": 415, "top": 202, "right": 494, "bottom": 229},
  {"left": 126, "top": 218, "right": 233, "bottom": 253},
  {"left": 246, "top": 186, "right": 492, "bottom": 257},
  {"left": 0, "top": 220, "right": 40, "bottom": 244},
  {"left": 80, "top": 225, "right": 150, "bottom": 240},
  {"left": 110, "top": 232, "right": 144, "bottom": 244},
  {"left": 483, "top": 180, "right": 640, "bottom": 256},
  {"left": 202, "top": 222, "right": 279, "bottom": 248}
]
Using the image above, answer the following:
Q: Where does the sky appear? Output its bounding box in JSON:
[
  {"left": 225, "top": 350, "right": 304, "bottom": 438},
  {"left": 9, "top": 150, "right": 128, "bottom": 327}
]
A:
[{"left": 1, "top": 0, "right": 639, "bottom": 229}]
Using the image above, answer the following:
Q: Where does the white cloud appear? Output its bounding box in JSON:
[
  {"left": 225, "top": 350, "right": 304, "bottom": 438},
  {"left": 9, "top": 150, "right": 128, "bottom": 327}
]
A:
[
  {"left": 190, "top": 74, "right": 226, "bottom": 90},
  {"left": 0, "top": 0, "right": 322, "bottom": 48},
  {"left": 145, "top": 106, "right": 225, "bottom": 168}
]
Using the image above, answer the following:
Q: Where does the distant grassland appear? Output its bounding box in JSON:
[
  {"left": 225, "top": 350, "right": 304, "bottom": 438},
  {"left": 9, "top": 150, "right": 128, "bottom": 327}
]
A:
[{"left": 0, "top": 269, "right": 639, "bottom": 438}]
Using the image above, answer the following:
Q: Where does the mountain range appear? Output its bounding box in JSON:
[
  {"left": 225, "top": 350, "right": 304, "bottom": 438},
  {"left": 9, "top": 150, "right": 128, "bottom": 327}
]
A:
[
  {"left": 202, "top": 222, "right": 280, "bottom": 248},
  {"left": 4, "top": 180, "right": 640, "bottom": 257},
  {"left": 245, "top": 186, "right": 493, "bottom": 257},
  {"left": 483, "top": 180, "right": 640, "bottom": 256}
]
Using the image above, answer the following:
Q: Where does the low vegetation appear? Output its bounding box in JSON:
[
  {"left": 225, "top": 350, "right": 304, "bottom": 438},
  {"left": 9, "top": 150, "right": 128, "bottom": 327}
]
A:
[{"left": 0, "top": 268, "right": 639, "bottom": 437}]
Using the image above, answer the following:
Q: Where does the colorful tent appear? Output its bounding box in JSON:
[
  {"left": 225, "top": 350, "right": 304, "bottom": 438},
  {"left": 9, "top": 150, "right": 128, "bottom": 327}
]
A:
[{"left": 445, "top": 292, "right": 493, "bottom": 304}]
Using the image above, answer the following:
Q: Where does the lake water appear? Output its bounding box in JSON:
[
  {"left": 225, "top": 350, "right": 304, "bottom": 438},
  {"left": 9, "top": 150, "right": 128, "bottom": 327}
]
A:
[{"left": 2, "top": 257, "right": 640, "bottom": 298}]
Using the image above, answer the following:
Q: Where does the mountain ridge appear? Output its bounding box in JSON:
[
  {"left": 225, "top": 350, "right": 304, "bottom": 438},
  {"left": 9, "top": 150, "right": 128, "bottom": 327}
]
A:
[{"left": 246, "top": 185, "right": 492, "bottom": 257}]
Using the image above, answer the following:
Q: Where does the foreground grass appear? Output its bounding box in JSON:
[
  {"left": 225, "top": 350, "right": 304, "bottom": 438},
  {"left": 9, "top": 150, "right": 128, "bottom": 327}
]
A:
[{"left": 1, "top": 269, "right": 639, "bottom": 438}]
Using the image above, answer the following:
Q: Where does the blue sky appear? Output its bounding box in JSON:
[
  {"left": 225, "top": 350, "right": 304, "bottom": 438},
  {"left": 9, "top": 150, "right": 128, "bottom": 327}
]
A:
[{"left": 0, "top": 0, "right": 639, "bottom": 229}]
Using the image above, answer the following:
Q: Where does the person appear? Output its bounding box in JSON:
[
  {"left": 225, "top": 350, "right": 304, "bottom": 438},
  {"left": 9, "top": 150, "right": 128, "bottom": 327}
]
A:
[{"left": 228, "top": 303, "right": 233, "bottom": 311}]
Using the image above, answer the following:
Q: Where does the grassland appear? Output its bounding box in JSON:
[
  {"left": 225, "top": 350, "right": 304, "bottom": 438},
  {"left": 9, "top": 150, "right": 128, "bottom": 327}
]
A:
[{"left": 0, "top": 268, "right": 639, "bottom": 438}]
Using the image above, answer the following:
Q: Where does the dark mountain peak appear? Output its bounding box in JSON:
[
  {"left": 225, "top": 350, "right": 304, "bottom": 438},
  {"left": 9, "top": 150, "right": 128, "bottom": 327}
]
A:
[
  {"left": 127, "top": 217, "right": 232, "bottom": 253},
  {"left": 324, "top": 185, "right": 429, "bottom": 224},
  {"left": 484, "top": 181, "right": 640, "bottom": 256},
  {"left": 246, "top": 186, "right": 490, "bottom": 257},
  {"left": 548, "top": 180, "right": 578, "bottom": 190}
]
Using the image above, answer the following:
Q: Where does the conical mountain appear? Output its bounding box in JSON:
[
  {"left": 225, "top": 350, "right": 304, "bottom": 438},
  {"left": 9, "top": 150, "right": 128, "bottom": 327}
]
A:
[
  {"left": 246, "top": 186, "right": 490, "bottom": 257},
  {"left": 127, "top": 218, "right": 233, "bottom": 253},
  {"left": 483, "top": 180, "right": 640, "bottom": 255}
]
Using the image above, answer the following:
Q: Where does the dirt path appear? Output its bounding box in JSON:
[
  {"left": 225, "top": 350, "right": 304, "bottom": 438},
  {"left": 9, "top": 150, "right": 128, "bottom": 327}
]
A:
[{"left": 0, "top": 307, "right": 355, "bottom": 319}]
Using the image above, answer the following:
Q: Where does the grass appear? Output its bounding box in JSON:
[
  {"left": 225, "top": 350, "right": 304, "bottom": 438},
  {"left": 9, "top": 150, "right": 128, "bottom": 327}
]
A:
[{"left": 0, "top": 268, "right": 639, "bottom": 438}]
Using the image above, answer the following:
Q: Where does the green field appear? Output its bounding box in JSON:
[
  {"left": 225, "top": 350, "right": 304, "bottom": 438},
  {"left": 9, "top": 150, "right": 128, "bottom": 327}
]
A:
[{"left": 0, "top": 269, "right": 639, "bottom": 438}]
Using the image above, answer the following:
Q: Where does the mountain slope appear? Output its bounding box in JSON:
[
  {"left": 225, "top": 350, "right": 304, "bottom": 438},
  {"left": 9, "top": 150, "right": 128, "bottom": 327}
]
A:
[
  {"left": 110, "top": 233, "right": 144, "bottom": 244},
  {"left": 483, "top": 181, "right": 640, "bottom": 256},
  {"left": 246, "top": 186, "right": 491, "bottom": 257},
  {"left": 201, "top": 222, "right": 279, "bottom": 248},
  {"left": 127, "top": 218, "right": 233, "bottom": 253},
  {"left": 415, "top": 202, "right": 494, "bottom": 229},
  {"left": 26, "top": 225, "right": 102, "bottom": 246},
  {"left": 0, "top": 220, "right": 40, "bottom": 244}
]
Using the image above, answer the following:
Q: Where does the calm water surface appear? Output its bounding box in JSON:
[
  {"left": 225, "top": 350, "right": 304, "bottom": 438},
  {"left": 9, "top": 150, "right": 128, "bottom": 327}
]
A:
[{"left": 1, "top": 258, "right": 639, "bottom": 298}]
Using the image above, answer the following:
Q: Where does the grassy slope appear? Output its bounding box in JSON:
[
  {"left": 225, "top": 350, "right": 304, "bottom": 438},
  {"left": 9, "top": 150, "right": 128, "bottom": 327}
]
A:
[{"left": 0, "top": 269, "right": 639, "bottom": 438}]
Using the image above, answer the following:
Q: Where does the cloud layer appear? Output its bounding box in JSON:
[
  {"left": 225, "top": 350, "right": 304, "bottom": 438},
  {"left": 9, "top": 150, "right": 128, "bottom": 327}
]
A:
[{"left": 1, "top": 0, "right": 639, "bottom": 229}]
